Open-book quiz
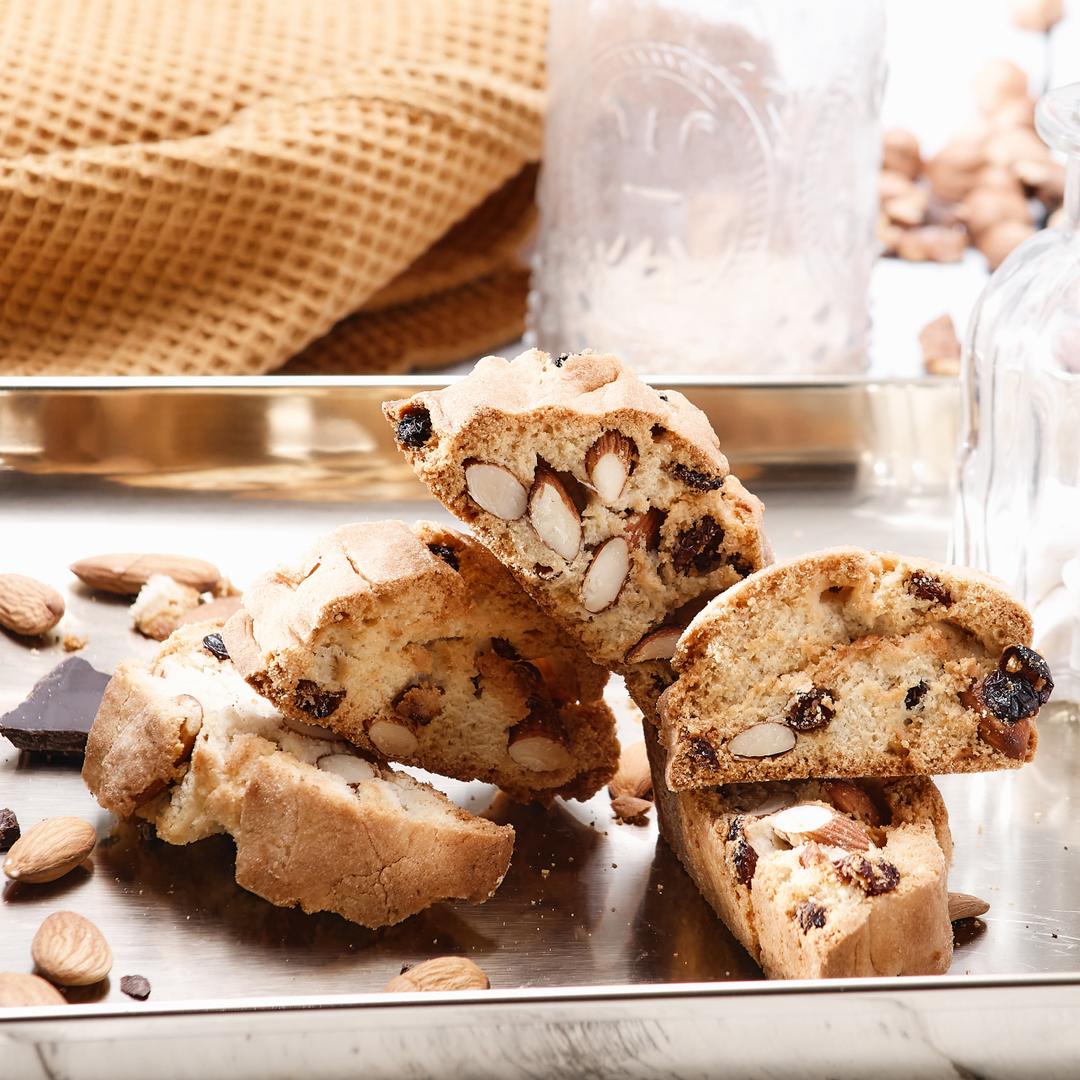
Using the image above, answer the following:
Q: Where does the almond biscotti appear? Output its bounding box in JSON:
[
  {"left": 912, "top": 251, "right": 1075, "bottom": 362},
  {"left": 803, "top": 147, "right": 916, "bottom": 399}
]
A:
[
  {"left": 382, "top": 348, "right": 771, "bottom": 669},
  {"left": 221, "top": 520, "right": 618, "bottom": 802},
  {"left": 83, "top": 624, "right": 514, "bottom": 929},
  {"left": 645, "top": 725, "right": 954, "bottom": 979},
  {"left": 660, "top": 548, "right": 1052, "bottom": 788}
]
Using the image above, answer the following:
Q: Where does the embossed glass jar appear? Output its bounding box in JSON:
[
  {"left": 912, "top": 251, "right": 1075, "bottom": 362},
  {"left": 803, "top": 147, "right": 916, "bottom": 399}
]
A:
[
  {"left": 528, "top": 0, "right": 885, "bottom": 374},
  {"left": 955, "top": 84, "right": 1080, "bottom": 704}
]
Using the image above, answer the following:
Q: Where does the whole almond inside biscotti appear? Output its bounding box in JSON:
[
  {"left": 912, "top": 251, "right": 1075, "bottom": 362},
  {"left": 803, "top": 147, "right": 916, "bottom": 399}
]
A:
[
  {"left": 31, "top": 912, "right": 112, "bottom": 986},
  {"left": 384, "top": 956, "right": 490, "bottom": 993},
  {"left": 0, "top": 574, "right": 65, "bottom": 637},
  {"left": 3, "top": 818, "right": 96, "bottom": 884},
  {"left": 70, "top": 553, "right": 222, "bottom": 596}
]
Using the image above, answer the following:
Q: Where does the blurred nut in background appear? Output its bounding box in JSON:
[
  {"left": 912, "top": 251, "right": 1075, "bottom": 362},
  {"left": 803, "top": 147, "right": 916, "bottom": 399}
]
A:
[
  {"left": 1008, "top": 0, "right": 1065, "bottom": 32},
  {"left": 973, "top": 59, "right": 1030, "bottom": 115}
]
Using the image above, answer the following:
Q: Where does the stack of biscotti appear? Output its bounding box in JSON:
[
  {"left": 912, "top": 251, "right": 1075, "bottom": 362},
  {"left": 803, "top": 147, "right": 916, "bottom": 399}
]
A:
[
  {"left": 383, "top": 348, "right": 1054, "bottom": 979},
  {"left": 85, "top": 520, "right": 619, "bottom": 928}
]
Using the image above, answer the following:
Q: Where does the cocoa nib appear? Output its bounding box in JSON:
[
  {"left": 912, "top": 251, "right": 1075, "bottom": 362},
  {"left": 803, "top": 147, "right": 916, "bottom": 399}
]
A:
[
  {"left": 668, "top": 463, "right": 725, "bottom": 491},
  {"left": 727, "top": 817, "right": 758, "bottom": 887},
  {"left": 796, "top": 900, "right": 828, "bottom": 932},
  {"left": 905, "top": 681, "right": 929, "bottom": 709},
  {"left": 427, "top": 544, "right": 459, "bottom": 571},
  {"left": 202, "top": 633, "right": 229, "bottom": 661},
  {"left": 0, "top": 807, "right": 20, "bottom": 852},
  {"left": 834, "top": 854, "right": 900, "bottom": 896},
  {"left": 671, "top": 516, "right": 725, "bottom": 575},
  {"left": 394, "top": 407, "right": 432, "bottom": 448},
  {"left": 294, "top": 680, "right": 345, "bottom": 719},
  {"left": 120, "top": 975, "right": 151, "bottom": 1000},
  {"left": 906, "top": 571, "right": 953, "bottom": 606},
  {"left": 785, "top": 687, "right": 836, "bottom": 732},
  {"left": 1000, "top": 645, "right": 1053, "bottom": 705},
  {"left": 686, "top": 735, "right": 719, "bottom": 770}
]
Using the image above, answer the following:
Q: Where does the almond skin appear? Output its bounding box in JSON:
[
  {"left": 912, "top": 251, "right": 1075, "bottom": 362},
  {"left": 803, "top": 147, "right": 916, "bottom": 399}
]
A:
[
  {"left": 3, "top": 817, "right": 97, "bottom": 884},
  {"left": 585, "top": 432, "right": 635, "bottom": 504},
  {"left": 608, "top": 740, "right": 652, "bottom": 800},
  {"left": 0, "top": 972, "right": 67, "bottom": 1006},
  {"left": 948, "top": 892, "right": 991, "bottom": 921},
  {"left": 611, "top": 794, "right": 652, "bottom": 825},
  {"left": 384, "top": 956, "right": 489, "bottom": 993},
  {"left": 70, "top": 553, "right": 221, "bottom": 596},
  {"left": 0, "top": 574, "right": 65, "bottom": 637},
  {"left": 32, "top": 912, "right": 112, "bottom": 987}
]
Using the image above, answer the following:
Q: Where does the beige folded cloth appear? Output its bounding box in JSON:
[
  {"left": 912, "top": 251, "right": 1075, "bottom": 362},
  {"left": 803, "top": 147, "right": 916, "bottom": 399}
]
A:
[{"left": 0, "top": 0, "right": 545, "bottom": 376}]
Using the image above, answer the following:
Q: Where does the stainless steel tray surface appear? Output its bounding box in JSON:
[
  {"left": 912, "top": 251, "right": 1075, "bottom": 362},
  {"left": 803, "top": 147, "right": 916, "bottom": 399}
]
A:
[{"left": 1, "top": 378, "right": 1078, "bottom": 1078}]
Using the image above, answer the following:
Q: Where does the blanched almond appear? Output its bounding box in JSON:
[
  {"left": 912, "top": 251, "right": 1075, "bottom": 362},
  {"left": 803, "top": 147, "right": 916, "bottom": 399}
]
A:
[
  {"left": 728, "top": 722, "right": 796, "bottom": 759},
  {"left": 948, "top": 892, "right": 991, "bottom": 920},
  {"left": 585, "top": 433, "right": 634, "bottom": 503},
  {"left": 581, "top": 538, "right": 629, "bottom": 613},
  {"left": 528, "top": 469, "right": 581, "bottom": 561},
  {"left": 317, "top": 753, "right": 377, "bottom": 785},
  {"left": 3, "top": 817, "right": 97, "bottom": 884},
  {"left": 464, "top": 463, "right": 527, "bottom": 520},
  {"left": 625, "top": 625, "right": 681, "bottom": 663},
  {"left": 32, "top": 912, "right": 112, "bottom": 987},
  {"left": 368, "top": 719, "right": 420, "bottom": 758},
  {"left": 384, "top": 956, "right": 489, "bottom": 993}
]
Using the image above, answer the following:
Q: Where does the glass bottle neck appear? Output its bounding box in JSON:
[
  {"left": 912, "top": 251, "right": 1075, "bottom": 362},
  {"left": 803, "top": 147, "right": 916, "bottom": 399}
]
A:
[{"left": 1066, "top": 155, "right": 1080, "bottom": 228}]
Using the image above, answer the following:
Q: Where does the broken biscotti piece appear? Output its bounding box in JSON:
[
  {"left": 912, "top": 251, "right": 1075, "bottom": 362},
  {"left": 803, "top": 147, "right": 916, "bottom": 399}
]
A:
[
  {"left": 382, "top": 348, "right": 771, "bottom": 669},
  {"left": 83, "top": 624, "right": 514, "bottom": 929},
  {"left": 660, "top": 548, "right": 1052, "bottom": 788},
  {"left": 646, "top": 725, "right": 954, "bottom": 978},
  {"left": 221, "top": 520, "right": 618, "bottom": 802}
]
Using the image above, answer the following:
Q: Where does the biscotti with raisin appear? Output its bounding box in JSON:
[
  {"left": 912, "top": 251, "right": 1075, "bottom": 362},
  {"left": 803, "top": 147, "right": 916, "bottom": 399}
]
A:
[
  {"left": 659, "top": 548, "right": 1051, "bottom": 788},
  {"left": 221, "top": 520, "right": 618, "bottom": 802},
  {"left": 83, "top": 624, "right": 514, "bottom": 929},
  {"left": 382, "top": 348, "right": 771, "bottom": 669},
  {"left": 644, "top": 724, "right": 953, "bottom": 979}
]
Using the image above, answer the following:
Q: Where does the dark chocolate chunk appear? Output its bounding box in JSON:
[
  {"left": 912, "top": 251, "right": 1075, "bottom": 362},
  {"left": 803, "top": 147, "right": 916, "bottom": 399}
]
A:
[
  {"left": 0, "top": 657, "right": 110, "bottom": 756},
  {"left": 120, "top": 975, "right": 151, "bottom": 1000},
  {"left": 294, "top": 680, "right": 345, "bottom": 719},
  {"left": 426, "top": 544, "right": 460, "bottom": 571},
  {"left": 905, "top": 681, "right": 929, "bottom": 709},
  {"left": 202, "top": 633, "right": 229, "bottom": 661},
  {"left": 394, "top": 408, "right": 433, "bottom": 448},
  {"left": 0, "top": 807, "right": 20, "bottom": 851}
]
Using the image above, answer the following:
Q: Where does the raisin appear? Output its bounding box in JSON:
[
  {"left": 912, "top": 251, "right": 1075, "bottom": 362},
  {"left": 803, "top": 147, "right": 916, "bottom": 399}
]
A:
[
  {"left": 796, "top": 900, "right": 828, "bottom": 932},
  {"left": 727, "top": 555, "right": 754, "bottom": 579},
  {"left": 294, "top": 680, "right": 345, "bottom": 719},
  {"left": 671, "top": 516, "right": 725, "bottom": 575},
  {"left": 905, "top": 681, "right": 929, "bottom": 709},
  {"left": 728, "top": 817, "right": 758, "bottom": 887},
  {"left": 491, "top": 637, "right": 520, "bottom": 660},
  {"left": 202, "top": 633, "right": 229, "bottom": 661},
  {"left": 981, "top": 669, "right": 1041, "bottom": 722},
  {"left": 668, "top": 463, "right": 725, "bottom": 491},
  {"left": 785, "top": 687, "right": 836, "bottom": 732},
  {"left": 1000, "top": 644, "right": 1053, "bottom": 705},
  {"left": 906, "top": 571, "right": 953, "bottom": 606},
  {"left": 834, "top": 854, "right": 901, "bottom": 896},
  {"left": 686, "top": 735, "right": 719, "bottom": 769},
  {"left": 427, "top": 543, "right": 459, "bottom": 571},
  {"left": 394, "top": 407, "right": 432, "bottom": 448}
]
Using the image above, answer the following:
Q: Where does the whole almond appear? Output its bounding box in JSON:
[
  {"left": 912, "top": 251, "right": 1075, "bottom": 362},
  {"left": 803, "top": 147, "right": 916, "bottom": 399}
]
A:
[
  {"left": 608, "top": 740, "right": 652, "bottom": 800},
  {"left": 611, "top": 794, "right": 652, "bottom": 825},
  {"left": 0, "top": 574, "right": 65, "bottom": 637},
  {"left": 0, "top": 972, "right": 67, "bottom": 1006},
  {"left": 384, "top": 956, "right": 489, "bottom": 993},
  {"left": 32, "top": 912, "right": 112, "bottom": 986},
  {"left": 948, "top": 892, "right": 991, "bottom": 921},
  {"left": 70, "top": 554, "right": 222, "bottom": 597},
  {"left": 3, "top": 817, "right": 97, "bottom": 884}
]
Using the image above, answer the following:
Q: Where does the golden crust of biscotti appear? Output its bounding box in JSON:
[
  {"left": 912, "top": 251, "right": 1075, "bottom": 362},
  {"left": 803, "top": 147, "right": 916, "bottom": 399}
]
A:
[
  {"left": 382, "top": 348, "right": 771, "bottom": 669},
  {"left": 660, "top": 547, "right": 1045, "bottom": 787},
  {"left": 223, "top": 520, "right": 617, "bottom": 802},
  {"left": 644, "top": 724, "right": 953, "bottom": 979},
  {"left": 234, "top": 749, "right": 514, "bottom": 926},
  {"left": 82, "top": 627, "right": 515, "bottom": 929}
]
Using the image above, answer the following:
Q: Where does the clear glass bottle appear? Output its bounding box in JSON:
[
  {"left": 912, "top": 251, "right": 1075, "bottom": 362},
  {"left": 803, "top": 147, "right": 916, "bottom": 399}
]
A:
[
  {"left": 528, "top": 0, "right": 885, "bottom": 375},
  {"left": 955, "top": 83, "right": 1080, "bottom": 702}
]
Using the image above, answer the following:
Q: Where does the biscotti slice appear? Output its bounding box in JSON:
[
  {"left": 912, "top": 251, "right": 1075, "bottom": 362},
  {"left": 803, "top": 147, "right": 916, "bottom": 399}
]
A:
[
  {"left": 660, "top": 548, "right": 1052, "bottom": 788},
  {"left": 221, "top": 520, "right": 618, "bottom": 802},
  {"left": 382, "top": 348, "right": 770, "bottom": 669},
  {"left": 645, "top": 725, "right": 954, "bottom": 979},
  {"left": 83, "top": 624, "right": 514, "bottom": 929}
]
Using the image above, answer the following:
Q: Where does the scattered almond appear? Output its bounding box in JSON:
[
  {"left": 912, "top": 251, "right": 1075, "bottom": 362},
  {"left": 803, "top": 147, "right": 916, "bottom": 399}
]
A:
[
  {"left": 0, "top": 972, "right": 67, "bottom": 1007},
  {"left": 31, "top": 912, "right": 112, "bottom": 987},
  {"left": 897, "top": 226, "right": 968, "bottom": 263},
  {"left": 977, "top": 220, "right": 1035, "bottom": 270},
  {"left": 948, "top": 892, "right": 991, "bottom": 921},
  {"left": 959, "top": 187, "right": 1031, "bottom": 241},
  {"left": 973, "top": 59, "right": 1029, "bottom": 116},
  {"left": 882, "top": 128, "right": 921, "bottom": 181},
  {"left": 611, "top": 795, "right": 652, "bottom": 825},
  {"left": 1008, "top": 0, "right": 1064, "bottom": 32},
  {"left": 70, "top": 553, "right": 222, "bottom": 597},
  {"left": 0, "top": 574, "right": 65, "bottom": 637},
  {"left": 919, "top": 314, "right": 962, "bottom": 377},
  {"left": 3, "top": 817, "right": 97, "bottom": 884},
  {"left": 609, "top": 740, "right": 652, "bottom": 800},
  {"left": 384, "top": 956, "right": 489, "bottom": 993}
]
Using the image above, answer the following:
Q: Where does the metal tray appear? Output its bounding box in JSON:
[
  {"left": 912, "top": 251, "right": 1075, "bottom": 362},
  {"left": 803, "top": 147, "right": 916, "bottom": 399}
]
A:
[{"left": 1, "top": 377, "right": 1079, "bottom": 1079}]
